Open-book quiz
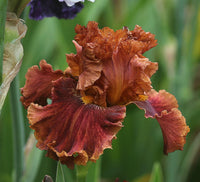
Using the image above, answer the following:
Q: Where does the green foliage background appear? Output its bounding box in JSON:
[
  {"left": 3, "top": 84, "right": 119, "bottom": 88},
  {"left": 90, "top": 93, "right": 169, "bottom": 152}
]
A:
[{"left": 0, "top": 0, "right": 200, "bottom": 181}]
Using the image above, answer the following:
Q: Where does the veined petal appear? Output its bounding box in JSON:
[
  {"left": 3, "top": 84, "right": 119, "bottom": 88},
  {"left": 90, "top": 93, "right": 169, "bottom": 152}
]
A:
[
  {"left": 21, "top": 60, "right": 64, "bottom": 108},
  {"left": 27, "top": 77, "right": 126, "bottom": 168},
  {"left": 102, "top": 46, "right": 158, "bottom": 106},
  {"left": 74, "top": 22, "right": 157, "bottom": 61},
  {"left": 67, "top": 22, "right": 158, "bottom": 106},
  {"left": 65, "top": 41, "right": 103, "bottom": 90},
  {"left": 134, "top": 90, "right": 190, "bottom": 154}
]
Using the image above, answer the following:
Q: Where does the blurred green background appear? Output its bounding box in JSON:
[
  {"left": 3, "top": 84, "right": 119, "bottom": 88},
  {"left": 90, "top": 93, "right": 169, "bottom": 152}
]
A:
[{"left": 0, "top": 0, "right": 200, "bottom": 181}]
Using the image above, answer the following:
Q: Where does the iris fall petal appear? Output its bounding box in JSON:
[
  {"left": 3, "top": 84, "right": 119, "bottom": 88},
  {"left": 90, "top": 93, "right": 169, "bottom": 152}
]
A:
[
  {"left": 21, "top": 60, "right": 64, "bottom": 108},
  {"left": 27, "top": 77, "right": 126, "bottom": 168},
  {"left": 134, "top": 90, "right": 190, "bottom": 154}
]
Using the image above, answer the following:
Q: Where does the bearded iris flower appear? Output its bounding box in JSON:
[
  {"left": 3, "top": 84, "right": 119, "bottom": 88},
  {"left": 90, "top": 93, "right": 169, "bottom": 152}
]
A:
[
  {"left": 21, "top": 22, "right": 190, "bottom": 169},
  {"left": 28, "top": 0, "right": 84, "bottom": 20}
]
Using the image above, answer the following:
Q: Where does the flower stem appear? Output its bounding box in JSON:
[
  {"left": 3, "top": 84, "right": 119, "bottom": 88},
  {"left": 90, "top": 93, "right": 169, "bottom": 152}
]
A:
[
  {"left": 0, "top": 0, "right": 8, "bottom": 84},
  {"left": 87, "top": 158, "right": 101, "bottom": 182},
  {"left": 76, "top": 164, "right": 89, "bottom": 182},
  {"left": 10, "top": 75, "right": 25, "bottom": 182},
  {"left": 76, "top": 158, "right": 101, "bottom": 182}
]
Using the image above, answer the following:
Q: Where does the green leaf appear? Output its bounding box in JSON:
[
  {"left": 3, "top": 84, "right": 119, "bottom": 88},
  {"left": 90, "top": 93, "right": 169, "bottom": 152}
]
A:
[
  {"left": 149, "top": 162, "right": 163, "bottom": 182},
  {"left": 21, "top": 133, "right": 43, "bottom": 182},
  {"left": 56, "top": 162, "right": 66, "bottom": 182},
  {"left": 76, "top": 162, "right": 94, "bottom": 182},
  {"left": 0, "top": 12, "right": 27, "bottom": 112},
  {"left": 10, "top": 75, "right": 25, "bottom": 182},
  {"left": 177, "top": 132, "right": 200, "bottom": 182},
  {"left": 56, "top": 159, "right": 100, "bottom": 182},
  {"left": 56, "top": 162, "right": 76, "bottom": 182},
  {"left": 86, "top": 158, "right": 101, "bottom": 182},
  {"left": 0, "top": 0, "right": 8, "bottom": 84}
]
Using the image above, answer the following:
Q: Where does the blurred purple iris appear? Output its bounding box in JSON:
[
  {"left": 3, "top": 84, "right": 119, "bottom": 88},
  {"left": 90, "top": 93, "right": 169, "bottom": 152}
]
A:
[{"left": 29, "top": 0, "right": 83, "bottom": 20}]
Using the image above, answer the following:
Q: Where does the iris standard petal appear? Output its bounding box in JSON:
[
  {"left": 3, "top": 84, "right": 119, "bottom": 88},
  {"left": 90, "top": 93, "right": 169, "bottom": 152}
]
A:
[
  {"left": 66, "top": 22, "right": 158, "bottom": 106},
  {"left": 65, "top": 41, "right": 103, "bottom": 90},
  {"left": 101, "top": 45, "right": 158, "bottom": 106},
  {"left": 74, "top": 22, "right": 157, "bottom": 61}
]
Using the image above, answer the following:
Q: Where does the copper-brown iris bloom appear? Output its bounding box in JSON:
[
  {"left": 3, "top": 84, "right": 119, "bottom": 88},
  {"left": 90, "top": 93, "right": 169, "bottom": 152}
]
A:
[{"left": 21, "top": 21, "right": 190, "bottom": 169}]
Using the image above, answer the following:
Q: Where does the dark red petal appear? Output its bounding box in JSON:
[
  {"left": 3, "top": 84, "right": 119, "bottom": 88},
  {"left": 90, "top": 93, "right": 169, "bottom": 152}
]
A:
[
  {"left": 20, "top": 60, "right": 64, "bottom": 108},
  {"left": 134, "top": 89, "right": 190, "bottom": 154},
  {"left": 27, "top": 77, "right": 126, "bottom": 168}
]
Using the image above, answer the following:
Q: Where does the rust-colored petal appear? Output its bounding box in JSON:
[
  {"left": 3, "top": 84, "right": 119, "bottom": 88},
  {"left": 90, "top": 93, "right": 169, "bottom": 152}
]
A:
[
  {"left": 74, "top": 21, "right": 157, "bottom": 60},
  {"left": 64, "top": 41, "right": 82, "bottom": 77},
  {"left": 21, "top": 60, "right": 64, "bottom": 108},
  {"left": 65, "top": 41, "right": 103, "bottom": 90},
  {"left": 27, "top": 77, "right": 126, "bottom": 168},
  {"left": 101, "top": 46, "right": 158, "bottom": 106},
  {"left": 68, "top": 22, "right": 158, "bottom": 106},
  {"left": 128, "top": 25, "right": 158, "bottom": 54},
  {"left": 134, "top": 90, "right": 190, "bottom": 154}
]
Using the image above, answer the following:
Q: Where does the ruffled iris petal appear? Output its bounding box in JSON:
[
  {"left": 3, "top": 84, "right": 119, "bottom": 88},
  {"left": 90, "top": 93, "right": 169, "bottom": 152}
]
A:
[
  {"left": 74, "top": 22, "right": 157, "bottom": 61},
  {"left": 21, "top": 60, "right": 64, "bottom": 108},
  {"left": 134, "top": 90, "right": 190, "bottom": 154},
  {"left": 101, "top": 46, "right": 158, "bottom": 106},
  {"left": 65, "top": 41, "right": 103, "bottom": 90},
  {"left": 66, "top": 22, "right": 158, "bottom": 106},
  {"left": 27, "top": 77, "right": 126, "bottom": 168},
  {"left": 29, "top": 0, "right": 83, "bottom": 20}
]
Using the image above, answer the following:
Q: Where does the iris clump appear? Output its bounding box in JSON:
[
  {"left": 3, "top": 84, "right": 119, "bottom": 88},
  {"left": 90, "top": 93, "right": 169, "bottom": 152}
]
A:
[{"left": 21, "top": 22, "right": 190, "bottom": 169}]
